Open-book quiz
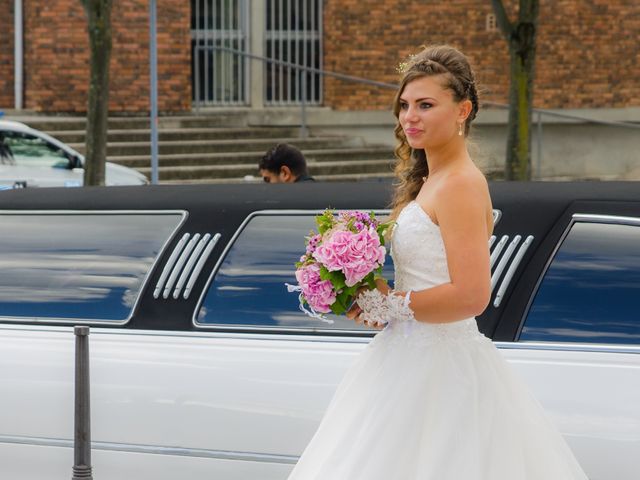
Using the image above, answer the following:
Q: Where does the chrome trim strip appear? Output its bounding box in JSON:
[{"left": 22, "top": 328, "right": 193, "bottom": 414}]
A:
[
  {"left": 0, "top": 210, "right": 188, "bottom": 326},
  {"left": 492, "top": 209, "right": 502, "bottom": 226},
  {"left": 517, "top": 213, "right": 640, "bottom": 339},
  {"left": 192, "top": 209, "right": 391, "bottom": 329},
  {"left": 163, "top": 233, "right": 201, "bottom": 299},
  {"left": 0, "top": 322, "right": 375, "bottom": 343},
  {"left": 0, "top": 434, "right": 297, "bottom": 465},
  {"left": 173, "top": 233, "right": 212, "bottom": 299},
  {"left": 489, "top": 235, "right": 496, "bottom": 249},
  {"left": 154, "top": 233, "right": 191, "bottom": 299},
  {"left": 572, "top": 213, "right": 640, "bottom": 226},
  {"left": 183, "top": 233, "right": 221, "bottom": 300},
  {"left": 493, "top": 235, "right": 534, "bottom": 308},
  {"left": 489, "top": 235, "right": 509, "bottom": 269},
  {"left": 494, "top": 341, "right": 640, "bottom": 355},
  {"left": 490, "top": 235, "right": 521, "bottom": 293},
  {"left": 2, "top": 323, "right": 637, "bottom": 353}
]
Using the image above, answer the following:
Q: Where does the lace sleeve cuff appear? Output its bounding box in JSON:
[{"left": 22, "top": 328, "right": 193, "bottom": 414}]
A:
[{"left": 357, "top": 289, "right": 416, "bottom": 326}]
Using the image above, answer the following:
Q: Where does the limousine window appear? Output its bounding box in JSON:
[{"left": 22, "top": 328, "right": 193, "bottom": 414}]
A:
[
  {"left": 195, "top": 213, "right": 394, "bottom": 331},
  {"left": 0, "top": 212, "right": 183, "bottom": 323},
  {"left": 520, "top": 220, "right": 640, "bottom": 345}
]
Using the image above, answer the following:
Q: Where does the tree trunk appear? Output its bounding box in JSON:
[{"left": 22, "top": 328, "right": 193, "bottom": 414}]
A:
[
  {"left": 492, "top": 0, "right": 539, "bottom": 181},
  {"left": 81, "top": 0, "right": 113, "bottom": 186}
]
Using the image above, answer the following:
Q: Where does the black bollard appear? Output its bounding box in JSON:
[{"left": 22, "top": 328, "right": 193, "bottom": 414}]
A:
[{"left": 72, "top": 326, "right": 93, "bottom": 480}]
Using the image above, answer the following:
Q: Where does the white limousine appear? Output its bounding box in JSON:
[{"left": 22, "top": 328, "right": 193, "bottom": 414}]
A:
[{"left": 0, "top": 181, "right": 638, "bottom": 479}]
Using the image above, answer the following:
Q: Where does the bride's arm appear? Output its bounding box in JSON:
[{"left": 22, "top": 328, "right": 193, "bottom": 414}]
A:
[{"left": 400, "top": 172, "right": 492, "bottom": 324}]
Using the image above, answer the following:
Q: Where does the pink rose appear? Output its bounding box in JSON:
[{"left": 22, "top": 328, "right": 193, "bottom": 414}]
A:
[
  {"left": 295, "top": 262, "right": 336, "bottom": 313},
  {"left": 313, "top": 227, "right": 386, "bottom": 287}
]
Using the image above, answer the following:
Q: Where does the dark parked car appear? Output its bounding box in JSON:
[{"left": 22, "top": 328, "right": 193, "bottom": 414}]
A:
[{"left": 0, "top": 181, "right": 638, "bottom": 480}]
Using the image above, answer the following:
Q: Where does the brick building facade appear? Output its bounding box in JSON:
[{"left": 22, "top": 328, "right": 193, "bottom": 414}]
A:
[
  {"left": 322, "top": 0, "right": 640, "bottom": 111},
  {"left": 2, "top": 0, "right": 191, "bottom": 113},
  {"left": 0, "top": 0, "right": 15, "bottom": 109},
  {"left": 1, "top": 0, "right": 638, "bottom": 113}
]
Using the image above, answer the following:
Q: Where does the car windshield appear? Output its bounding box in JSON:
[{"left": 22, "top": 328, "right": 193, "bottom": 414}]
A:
[{"left": 0, "top": 130, "right": 71, "bottom": 169}]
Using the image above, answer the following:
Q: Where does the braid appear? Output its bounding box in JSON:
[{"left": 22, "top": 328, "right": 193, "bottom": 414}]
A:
[{"left": 390, "top": 45, "right": 481, "bottom": 220}]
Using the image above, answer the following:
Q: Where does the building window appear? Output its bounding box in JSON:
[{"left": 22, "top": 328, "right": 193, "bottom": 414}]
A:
[{"left": 265, "top": 0, "right": 322, "bottom": 105}]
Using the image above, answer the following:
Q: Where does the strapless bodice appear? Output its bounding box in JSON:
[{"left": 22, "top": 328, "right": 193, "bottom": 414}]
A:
[
  {"left": 391, "top": 200, "right": 450, "bottom": 292},
  {"left": 387, "top": 201, "right": 483, "bottom": 344}
]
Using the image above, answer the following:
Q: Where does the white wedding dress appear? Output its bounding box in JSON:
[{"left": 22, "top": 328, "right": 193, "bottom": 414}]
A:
[{"left": 287, "top": 201, "right": 589, "bottom": 480}]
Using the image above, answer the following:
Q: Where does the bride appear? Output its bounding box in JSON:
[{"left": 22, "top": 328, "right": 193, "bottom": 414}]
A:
[{"left": 286, "top": 45, "right": 589, "bottom": 479}]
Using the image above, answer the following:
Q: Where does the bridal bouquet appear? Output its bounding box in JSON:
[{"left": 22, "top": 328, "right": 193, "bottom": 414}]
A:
[{"left": 287, "top": 209, "right": 394, "bottom": 323}]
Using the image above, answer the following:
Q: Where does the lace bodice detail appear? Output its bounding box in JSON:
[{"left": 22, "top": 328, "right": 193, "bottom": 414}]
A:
[
  {"left": 384, "top": 201, "right": 484, "bottom": 345},
  {"left": 391, "top": 201, "right": 449, "bottom": 293}
]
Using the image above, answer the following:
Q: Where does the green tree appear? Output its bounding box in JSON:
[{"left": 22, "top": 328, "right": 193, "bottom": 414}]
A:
[
  {"left": 80, "top": 0, "right": 113, "bottom": 186},
  {"left": 491, "top": 0, "right": 540, "bottom": 180}
]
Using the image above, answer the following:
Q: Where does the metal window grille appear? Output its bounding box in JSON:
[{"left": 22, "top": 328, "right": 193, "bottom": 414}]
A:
[
  {"left": 265, "top": 0, "right": 322, "bottom": 106},
  {"left": 192, "top": 0, "right": 250, "bottom": 106}
]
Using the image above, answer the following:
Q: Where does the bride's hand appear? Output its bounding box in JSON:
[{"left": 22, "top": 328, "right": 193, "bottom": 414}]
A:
[{"left": 346, "top": 287, "right": 385, "bottom": 330}]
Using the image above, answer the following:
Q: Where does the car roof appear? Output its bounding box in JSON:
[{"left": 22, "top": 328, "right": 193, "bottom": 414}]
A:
[
  {"left": 1, "top": 179, "right": 639, "bottom": 210},
  {"left": 0, "top": 119, "right": 35, "bottom": 133}
]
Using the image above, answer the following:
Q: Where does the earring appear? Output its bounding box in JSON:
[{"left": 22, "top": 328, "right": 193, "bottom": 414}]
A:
[{"left": 458, "top": 123, "right": 463, "bottom": 136}]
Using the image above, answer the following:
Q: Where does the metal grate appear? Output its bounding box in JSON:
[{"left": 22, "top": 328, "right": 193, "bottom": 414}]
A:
[
  {"left": 192, "top": 0, "right": 249, "bottom": 106},
  {"left": 154, "top": 233, "right": 221, "bottom": 300},
  {"left": 265, "top": 0, "right": 323, "bottom": 105}
]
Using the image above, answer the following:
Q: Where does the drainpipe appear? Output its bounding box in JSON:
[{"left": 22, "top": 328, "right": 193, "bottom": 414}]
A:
[{"left": 14, "top": 0, "right": 23, "bottom": 110}]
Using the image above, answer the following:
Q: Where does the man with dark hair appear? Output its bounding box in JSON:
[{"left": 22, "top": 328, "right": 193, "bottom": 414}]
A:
[{"left": 258, "top": 143, "right": 315, "bottom": 183}]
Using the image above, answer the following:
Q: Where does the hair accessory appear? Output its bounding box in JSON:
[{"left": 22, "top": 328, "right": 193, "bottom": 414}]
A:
[{"left": 397, "top": 53, "right": 418, "bottom": 74}]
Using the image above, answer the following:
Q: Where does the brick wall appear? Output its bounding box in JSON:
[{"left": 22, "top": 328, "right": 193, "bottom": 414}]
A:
[
  {"left": 322, "top": 0, "right": 640, "bottom": 111},
  {"left": 8, "top": 1, "right": 639, "bottom": 113},
  {"left": 24, "top": 0, "right": 190, "bottom": 113},
  {"left": 0, "top": 0, "right": 14, "bottom": 109}
]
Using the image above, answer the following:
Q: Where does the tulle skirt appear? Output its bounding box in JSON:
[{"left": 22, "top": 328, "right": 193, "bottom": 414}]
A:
[{"left": 287, "top": 319, "right": 588, "bottom": 480}]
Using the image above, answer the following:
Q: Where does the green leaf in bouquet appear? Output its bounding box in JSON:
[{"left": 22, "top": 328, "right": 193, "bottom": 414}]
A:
[
  {"left": 363, "top": 272, "right": 377, "bottom": 290},
  {"left": 319, "top": 265, "right": 346, "bottom": 290},
  {"left": 331, "top": 294, "right": 348, "bottom": 315},
  {"left": 376, "top": 221, "right": 395, "bottom": 240},
  {"left": 316, "top": 209, "right": 335, "bottom": 235},
  {"left": 334, "top": 288, "right": 356, "bottom": 315},
  {"left": 339, "top": 284, "right": 359, "bottom": 307},
  {"left": 343, "top": 284, "right": 359, "bottom": 297}
]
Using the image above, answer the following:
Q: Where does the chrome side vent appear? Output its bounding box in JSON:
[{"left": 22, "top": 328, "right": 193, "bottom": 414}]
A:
[
  {"left": 492, "top": 209, "right": 502, "bottom": 227},
  {"left": 183, "top": 233, "right": 220, "bottom": 300},
  {"left": 164, "top": 233, "right": 201, "bottom": 299},
  {"left": 154, "top": 233, "right": 191, "bottom": 299},
  {"left": 491, "top": 235, "right": 522, "bottom": 292},
  {"left": 154, "top": 232, "right": 221, "bottom": 300},
  {"left": 490, "top": 235, "right": 509, "bottom": 269},
  {"left": 493, "top": 235, "right": 534, "bottom": 307}
]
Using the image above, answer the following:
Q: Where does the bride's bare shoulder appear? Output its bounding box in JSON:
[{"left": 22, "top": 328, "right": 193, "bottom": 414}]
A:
[{"left": 436, "top": 166, "right": 489, "bottom": 198}]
